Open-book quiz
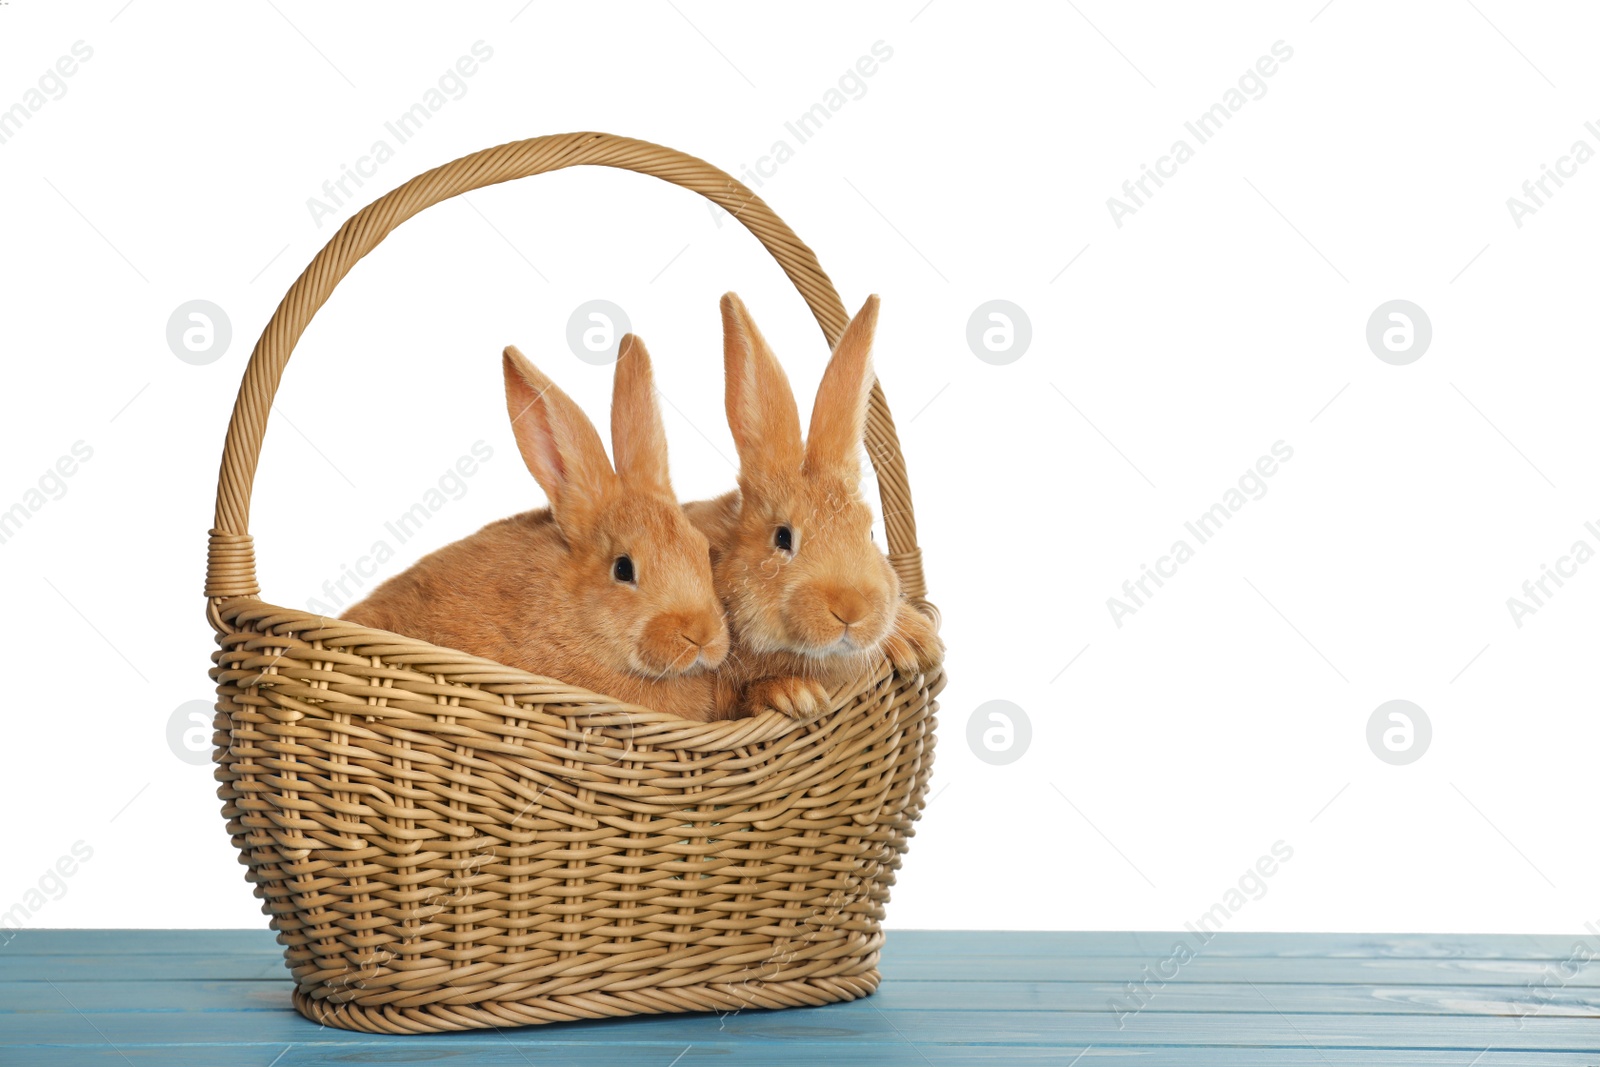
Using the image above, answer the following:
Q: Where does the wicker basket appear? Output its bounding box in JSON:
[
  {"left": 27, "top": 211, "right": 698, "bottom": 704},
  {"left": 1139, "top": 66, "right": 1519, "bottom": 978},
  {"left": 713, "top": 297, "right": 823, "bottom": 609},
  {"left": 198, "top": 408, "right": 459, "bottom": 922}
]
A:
[{"left": 205, "top": 132, "right": 944, "bottom": 1034}]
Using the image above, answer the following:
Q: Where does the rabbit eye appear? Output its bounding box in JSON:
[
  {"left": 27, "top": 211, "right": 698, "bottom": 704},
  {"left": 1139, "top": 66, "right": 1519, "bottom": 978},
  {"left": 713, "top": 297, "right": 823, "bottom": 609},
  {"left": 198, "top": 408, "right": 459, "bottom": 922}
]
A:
[
  {"left": 774, "top": 525, "right": 794, "bottom": 552},
  {"left": 612, "top": 555, "right": 635, "bottom": 583}
]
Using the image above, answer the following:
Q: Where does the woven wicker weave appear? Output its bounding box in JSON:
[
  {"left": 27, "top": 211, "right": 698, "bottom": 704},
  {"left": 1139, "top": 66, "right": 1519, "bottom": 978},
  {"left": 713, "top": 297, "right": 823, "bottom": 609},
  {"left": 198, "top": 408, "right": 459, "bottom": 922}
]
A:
[{"left": 205, "top": 132, "right": 944, "bottom": 1034}]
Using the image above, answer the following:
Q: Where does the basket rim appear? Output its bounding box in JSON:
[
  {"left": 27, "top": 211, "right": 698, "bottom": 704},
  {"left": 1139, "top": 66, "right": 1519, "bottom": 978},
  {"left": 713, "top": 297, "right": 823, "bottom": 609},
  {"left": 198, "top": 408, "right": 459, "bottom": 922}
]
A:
[{"left": 212, "top": 593, "right": 939, "bottom": 753}]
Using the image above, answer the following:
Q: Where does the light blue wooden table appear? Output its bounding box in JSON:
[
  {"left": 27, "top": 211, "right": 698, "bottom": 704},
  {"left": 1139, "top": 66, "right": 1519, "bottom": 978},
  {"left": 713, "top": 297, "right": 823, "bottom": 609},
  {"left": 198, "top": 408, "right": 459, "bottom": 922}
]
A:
[{"left": 3, "top": 930, "right": 1597, "bottom": 1063}]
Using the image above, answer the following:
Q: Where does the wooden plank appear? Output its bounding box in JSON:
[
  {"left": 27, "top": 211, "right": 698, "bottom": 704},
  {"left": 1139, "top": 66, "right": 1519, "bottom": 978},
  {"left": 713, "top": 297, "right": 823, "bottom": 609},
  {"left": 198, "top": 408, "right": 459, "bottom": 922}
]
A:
[
  {"left": 0, "top": 954, "right": 287, "bottom": 981},
  {"left": 8, "top": 950, "right": 1595, "bottom": 988},
  {"left": 886, "top": 930, "right": 1592, "bottom": 961},
  {"left": 272, "top": 1050, "right": 1600, "bottom": 1067},
  {"left": 0, "top": 980, "right": 291, "bottom": 1013},
  {"left": 5, "top": 977, "right": 1599, "bottom": 1018},
  {"left": 7, "top": 928, "right": 1592, "bottom": 960},
  {"left": 5, "top": 1005, "right": 1600, "bottom": 1050},
  {"left": 882, "top": 954, "right": 1600, "bottom": 986},
  {"left": 6, "top": 1046, "right": 1600, "bottom": 1067}
]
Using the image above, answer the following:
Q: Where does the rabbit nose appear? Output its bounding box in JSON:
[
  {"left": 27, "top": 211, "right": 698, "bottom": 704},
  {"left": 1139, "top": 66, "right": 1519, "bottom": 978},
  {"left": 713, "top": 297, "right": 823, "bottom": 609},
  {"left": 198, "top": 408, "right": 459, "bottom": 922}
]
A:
[
  {"left": 826, "top": 589, "right": 870, "bottom": 629},
  {"left": 679, "top": 615, "right": 722, "bottom": 649}
]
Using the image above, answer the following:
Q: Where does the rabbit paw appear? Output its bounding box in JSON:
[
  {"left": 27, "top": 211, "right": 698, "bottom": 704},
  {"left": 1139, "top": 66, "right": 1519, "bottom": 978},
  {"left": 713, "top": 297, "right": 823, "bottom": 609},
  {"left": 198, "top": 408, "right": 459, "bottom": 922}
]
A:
[
  {"left": 882, "top": 602, "right": 944, "bottom": 675},
  {"left": 747, "top": 676, "right": 832, "bottom": 720}
]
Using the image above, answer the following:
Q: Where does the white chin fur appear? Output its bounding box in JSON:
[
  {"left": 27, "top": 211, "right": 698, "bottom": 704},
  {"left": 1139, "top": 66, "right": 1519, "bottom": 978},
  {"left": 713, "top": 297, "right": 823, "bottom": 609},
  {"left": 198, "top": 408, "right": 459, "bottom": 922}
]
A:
[{"left": 799, "top": 635, "right": 865, "bottom": 661}]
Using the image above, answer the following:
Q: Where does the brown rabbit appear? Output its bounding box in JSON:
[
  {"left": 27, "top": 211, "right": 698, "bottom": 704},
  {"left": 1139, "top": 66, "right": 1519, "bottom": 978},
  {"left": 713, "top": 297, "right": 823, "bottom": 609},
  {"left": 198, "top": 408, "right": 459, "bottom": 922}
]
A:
[
  {"left": 344, "top": 336, "right": 730, "bottom": 719},
  {"left": 686, "top": 292, "right": 942, "bottom": 720}
]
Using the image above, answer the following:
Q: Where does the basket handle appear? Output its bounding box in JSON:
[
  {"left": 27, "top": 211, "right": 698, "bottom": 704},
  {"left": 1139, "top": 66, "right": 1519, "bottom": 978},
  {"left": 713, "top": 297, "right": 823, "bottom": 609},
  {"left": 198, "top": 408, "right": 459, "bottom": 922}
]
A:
[{"left": 207, "top": 132, "right": 929, "bottom": 608}]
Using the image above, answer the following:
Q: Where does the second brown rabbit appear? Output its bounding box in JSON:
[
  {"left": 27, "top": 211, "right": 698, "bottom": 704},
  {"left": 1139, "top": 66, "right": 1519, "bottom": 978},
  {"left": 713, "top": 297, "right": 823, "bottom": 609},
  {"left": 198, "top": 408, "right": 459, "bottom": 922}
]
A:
[{"left": 686, "top": 292, "right": 943, "bottom": 720}]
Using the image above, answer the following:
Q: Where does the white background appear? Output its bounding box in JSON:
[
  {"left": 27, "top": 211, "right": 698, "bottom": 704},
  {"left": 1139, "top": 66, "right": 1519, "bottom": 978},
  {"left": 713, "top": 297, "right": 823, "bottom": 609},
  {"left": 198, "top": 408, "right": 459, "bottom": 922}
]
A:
[{"left": 1, "top": 0, "right": 1595, "bottom": 936}]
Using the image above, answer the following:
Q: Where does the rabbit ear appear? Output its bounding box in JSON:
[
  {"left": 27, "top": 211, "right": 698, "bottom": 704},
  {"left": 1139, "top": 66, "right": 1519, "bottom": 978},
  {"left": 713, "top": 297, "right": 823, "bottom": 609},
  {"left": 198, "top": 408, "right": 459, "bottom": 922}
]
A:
[
  {"left": 610, "top": 334, "right": 672, "bottom": 494},
  {"left": 503, "top": 345, "right": 616, "bottom": 526},
  {"left": 721, "top": 292, "right": 803, "bottom": 487},
  {"left": 805, "top": 294, "right": 878, "bottom": 480}
]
